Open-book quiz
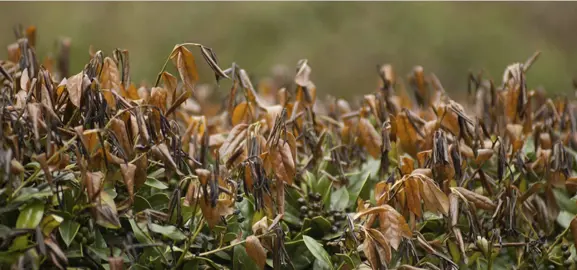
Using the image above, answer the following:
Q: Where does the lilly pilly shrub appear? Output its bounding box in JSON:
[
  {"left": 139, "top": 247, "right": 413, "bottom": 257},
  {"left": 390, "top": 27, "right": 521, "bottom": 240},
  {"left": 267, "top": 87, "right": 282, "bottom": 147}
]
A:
[{"left": 1, "top": 25, "right": 577, "bottom": 270}]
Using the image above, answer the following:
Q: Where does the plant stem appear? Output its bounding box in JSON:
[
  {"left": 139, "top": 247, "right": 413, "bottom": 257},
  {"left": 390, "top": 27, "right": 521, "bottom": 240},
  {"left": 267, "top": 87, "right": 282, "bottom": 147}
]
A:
[
  {"left": 174, "top": 217, "right": 204, "bottom": 269},
  {"left": 546, "top": 226, "right": 570, "bottom": 255},
  {"left": 153, "top": 43, "right": 201, "bottom": 88},
  {"left": 198, "top": 232, "right": 273, "bottom": 257}
]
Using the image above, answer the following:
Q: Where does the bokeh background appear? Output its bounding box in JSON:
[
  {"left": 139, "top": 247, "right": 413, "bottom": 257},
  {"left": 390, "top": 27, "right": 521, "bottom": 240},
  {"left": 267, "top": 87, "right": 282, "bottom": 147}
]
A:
[{"left": 0, "top": 2, "right": 576, "bottom": 100}]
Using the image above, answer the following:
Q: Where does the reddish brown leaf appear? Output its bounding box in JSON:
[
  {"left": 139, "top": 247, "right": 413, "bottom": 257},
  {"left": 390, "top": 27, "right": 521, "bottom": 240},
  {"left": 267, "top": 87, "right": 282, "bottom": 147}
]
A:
[{"left": 246, "top": 235, "right": 267, "bottom": 270}]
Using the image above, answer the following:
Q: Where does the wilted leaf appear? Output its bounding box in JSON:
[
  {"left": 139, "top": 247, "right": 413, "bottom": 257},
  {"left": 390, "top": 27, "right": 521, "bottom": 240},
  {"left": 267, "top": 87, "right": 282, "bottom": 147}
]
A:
[
  {"left": 171, "top": 45, "right": 199, "bottom": 91},
  {"left": 245, "top": 235, "right": 266, "bottom": 270},
  {"left": 66, "top": 72, "right": 87, "bottom": 107},
  {"left": 358, "top": 118, "right": 382, "bottom": 158},
  {"left": 120, "top": 163, "right": 136, "bottom": 202},
  {"left": 453, "top": 187, "right": 496, "bottom": 211},
  {"left": 100, "top": 57, "right": 120, "bottom": 109}
]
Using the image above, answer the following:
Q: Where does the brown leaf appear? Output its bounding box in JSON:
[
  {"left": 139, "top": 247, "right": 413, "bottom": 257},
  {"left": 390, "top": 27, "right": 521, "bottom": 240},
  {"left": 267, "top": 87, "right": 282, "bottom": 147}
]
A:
[
  {"left": 219, "top": 123, "right": 248, "bottom": 164},
  {"left": 150, "top": 87, "right": 168, "bottom": 114},
  {"left": 120, "top": 163, "right": 136, "bottom": 202},
  {"left": 108, "top": 257, "right": 124, "bottom": 270},
  {"left": 109, "top": 118, "right": 132, "bottom": 158},
  {"left": 453, "top": 187, "right": 496, "bottom": 211},
  {"left": 171, "top": 45, "right": 199, "bottom": 91},
  {"left": 100, "top": 57, "right": 119, "bottom": 109},
  {"left": 419, "top": 174, "right": 449, "bottom": 215},
  {"left": 278, "top": 140, "right": 295, "bottom": 184},
  {"left": 358, "top": 118, "right": 382, "bottom": 159},
  {"left": 152, "top": 143, "right": 181, "bottom": 175},
  {"left": 246, "top": 235, "right": 267, "bottom": 270},
  {"left": 165, "top": 88, "right": 193, "bottom": 116},
  {"left": 355, "top": 205, "right": 411, "bottom": 250},
  {"left": 396, "top": 111, "right": 421, "bottom": 157},
  {"left": 134, "top": 154, "right": 148, "bottom": 189},
  {"left": 200, "top": 198, "right": 234, "bottom": 228},
  {"left": 231, "top": 101, "right": 255, "bottom": 126},
  {"left": 363, "top": 236, "right": 380, "bottom": 270},
  {"left": 405, "top": 175, "right": 422, "bottom": 217},
  {"left": 66, "top": 72, "right": 89, "bottom": 107},
  {"left": 367, "top": 228, "right": 392, "bottom": 263},
  {"left": 161, "top": 71, "right": 178, "bottom": 105}
]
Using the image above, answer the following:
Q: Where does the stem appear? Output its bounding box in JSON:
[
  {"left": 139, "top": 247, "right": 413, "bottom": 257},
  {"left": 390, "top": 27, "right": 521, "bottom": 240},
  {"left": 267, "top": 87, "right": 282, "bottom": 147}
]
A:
[
  {"left": 154, "top": 55, "right": 172, "bottom": 88},
  {"left": 174, "top": 217, "right": 204, "bottom": 269},
  {"left": 198, "top": 232, "right": 273, "bottom": 257},
  {"left": 154, "top": 43, "right": 202, "bottom": 88},
  {"left": 546, "top": 226, "right": 570, "bottom": 255}
]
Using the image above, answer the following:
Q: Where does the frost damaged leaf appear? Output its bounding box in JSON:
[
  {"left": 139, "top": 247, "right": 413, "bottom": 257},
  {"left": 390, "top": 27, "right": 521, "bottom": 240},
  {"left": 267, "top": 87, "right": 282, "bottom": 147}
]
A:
[
  {"left": 120, "top": 163, "right": 136, "bottom": 202},
  {"left": 367, "top": 228, "right": 392, "bottom": 264},
  {"left": 171, "top": 45, "right": 199, "bottom": 91},
  {"left": 358, "top": 118, "right": 382, "bottom": 159},
  {"left": 100, "top": 57, "right": 120, "bottom": 109},
  {"left": 453, "top": 187, "right": 496, "bottom": 211},
  {"left": 245, "top": 235, "right": 267, "bottom": 270},
  {"left": 419, "top": 175, "right": 449, "bottom": 215},
  {"left": 404, "top": 176, "right": 422, "bottom": 217},
  {"left": 66, "top": 72, "right": 88, "bottom": 107},
  {"left": 363, "top": 237, "right": 380, "bottom": 270}
]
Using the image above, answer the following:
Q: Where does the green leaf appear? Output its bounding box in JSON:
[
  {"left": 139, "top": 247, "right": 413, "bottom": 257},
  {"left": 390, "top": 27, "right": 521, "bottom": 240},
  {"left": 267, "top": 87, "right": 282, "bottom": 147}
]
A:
[
  {"left": 65, "top": 245, "right": 84, "bottom": 259},
  {"left": 40, "top": 214, "right": 63, "bottom": 236},
  {"left": 148, "top": 193, "right": 170, "bottom": 210},
  {"left": 59, "top": 219, "right": 80, "bottom": 247},
  {"left": 330, "top": 188, "right": 349, "bottom": 211},
  {"left": 12, "top": 187, "right": 52, "bottom": 203},
  {"left": 148, "top": 223, "right": 186, "bottom": 241},
  {"left": 134, "top": 195, "right": 153, "bottom": 213},
  {"left": 130, "top": 219, "right": 154, "bottom": 244},
  {"left": 554, "top": 188, "right": 577, "bottom": 214},
  {"left": 288, "top": 244, "right": 315, "bottom": 270},
  {"left": 145, "top": 178, "right": 168, "bottom": 190},
  {"left": 347, "top": 173, "right": 370, "bottom": 207},
  {"left": 557, "top": 210, "right": 574, "bottom": 229},
  {"left": 315, "top": 175, "right": 331, "bottom": 195},
  {"left": 522, "top": 138, "right": 536, "bottom": 160},
  {"left": 303, "top": 236, "right": 332, "bottom": 269},
  {"left": 94, "top": 228, "right": 108, "bottom": 249},
  {"left": 335, "top": 253, "right": 355, "bottom": 268},
  {"left": 284, "top": 201, "right": 302, "bottom": 226},
  {"left": 148, "top": 168, "right": 165, "bottom": 179},
  {"left": 16, "top": 201, "right": 45, "bottom": 229},
  {"left": 12, "top": 201, "right": 45, "bottom": 250},
  {"left": 314, "top": 258, "right": 332, "bottom": 270}
]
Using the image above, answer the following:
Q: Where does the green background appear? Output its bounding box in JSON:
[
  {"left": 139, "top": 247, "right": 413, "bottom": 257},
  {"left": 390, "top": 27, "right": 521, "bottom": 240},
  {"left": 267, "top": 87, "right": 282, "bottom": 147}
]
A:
[{"left": 0, "top": 2, "right": 575, "bottom": 99}]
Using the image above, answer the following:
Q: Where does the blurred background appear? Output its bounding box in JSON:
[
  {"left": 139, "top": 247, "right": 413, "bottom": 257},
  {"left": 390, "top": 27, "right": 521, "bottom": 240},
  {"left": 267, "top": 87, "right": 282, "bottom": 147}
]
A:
[{"left": 0, "top": 2, "right": 576, "bottom": 100}]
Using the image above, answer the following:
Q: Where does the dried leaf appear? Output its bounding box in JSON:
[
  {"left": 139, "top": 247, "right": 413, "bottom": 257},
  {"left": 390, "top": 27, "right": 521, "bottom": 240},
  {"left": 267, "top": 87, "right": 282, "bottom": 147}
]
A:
[
  {"left": 363, "top": 236, "right": 380, "bottom": 270},
  {"left": 171, "top": 45, "right": 199, "bottom": 91},
  {"left": 246, "top": 235, "right": 267, "bottom": 270},
  {"left": 120, "top": 163, "right": 136, "bottom": 202},
  {"left": 66, "top": 72, "right": 87, "bottom": 107},
  {"left": 100, "top": 57, "right": 120, "bottom": 109},
  {"left": 358, "top": 118, "right": 382, "bottom": 158},
  {"left": 419, "top": 175, "right": 449, "bottom": 215},
  {"left": 453, "top": 187, "right": 496, "bottom": 211}
]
